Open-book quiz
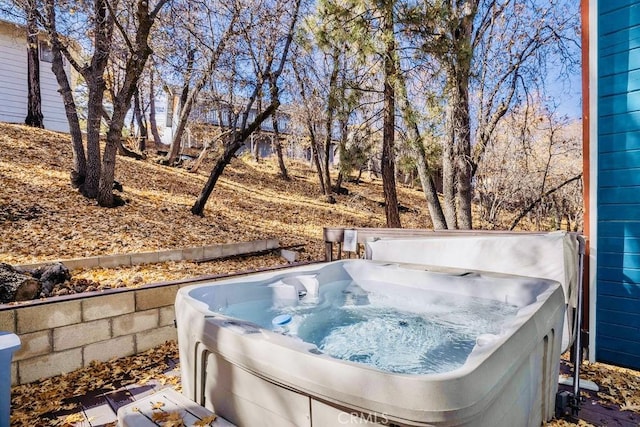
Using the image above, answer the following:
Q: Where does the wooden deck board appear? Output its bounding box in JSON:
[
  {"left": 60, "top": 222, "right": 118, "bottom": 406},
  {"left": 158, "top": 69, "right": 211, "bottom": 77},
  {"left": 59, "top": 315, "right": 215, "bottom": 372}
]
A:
[{"left": 37, "top": 356, "right": 638, "bottom": 427}]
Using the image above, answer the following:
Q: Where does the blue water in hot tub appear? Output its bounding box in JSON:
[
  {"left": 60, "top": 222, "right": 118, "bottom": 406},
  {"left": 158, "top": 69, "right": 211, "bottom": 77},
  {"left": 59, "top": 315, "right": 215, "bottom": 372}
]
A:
[{"left": 218, "top": 280, "right": 519, "bottom": 374}]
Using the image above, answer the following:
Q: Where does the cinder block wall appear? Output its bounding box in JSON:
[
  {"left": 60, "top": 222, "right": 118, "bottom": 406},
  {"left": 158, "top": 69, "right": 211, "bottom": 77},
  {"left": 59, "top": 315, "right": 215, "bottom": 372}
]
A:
[{"left": 0, "top": 239, "right": 279, "bottom": 386}]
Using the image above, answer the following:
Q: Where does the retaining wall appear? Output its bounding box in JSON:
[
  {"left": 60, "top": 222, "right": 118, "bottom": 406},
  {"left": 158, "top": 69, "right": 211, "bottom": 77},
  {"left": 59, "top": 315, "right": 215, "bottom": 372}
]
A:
[{"left": 0, "top": 239, "right": 279, "bottom": 386}]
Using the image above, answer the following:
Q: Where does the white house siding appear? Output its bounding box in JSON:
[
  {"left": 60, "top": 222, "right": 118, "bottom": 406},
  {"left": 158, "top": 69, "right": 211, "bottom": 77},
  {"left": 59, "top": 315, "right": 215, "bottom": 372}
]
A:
[{"left": 0, "top": 20, "right": 70, "bottom": 133}]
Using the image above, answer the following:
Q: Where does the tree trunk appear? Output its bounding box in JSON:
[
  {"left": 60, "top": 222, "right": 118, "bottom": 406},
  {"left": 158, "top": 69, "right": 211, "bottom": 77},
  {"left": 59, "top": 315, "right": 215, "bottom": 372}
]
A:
[
  {"left": 253, "top": 135, "right": 261, "bottom": 162},
  {"left": 97, "top": 0, "right": 166, "bottom": 207},
  {"left": 396, "top": 68, "right": 447, "bottom": 229},
  {"left": 381, "top": 0, "right": 401, "bottom": 228},
  {"left": 272, "top": 115, "right": 289, "bottom": 180},
  {"left": 44, "top": 0, "right": 86, "bottom": 187},
  {"left": 166, "top": 45, "right": 224, "bottom": 165},
  {"left": 335, "top": 171, "right": 344, "bottom": 190},
  {"left": 81, "top": 0, "right": 113, "bottom": 199},
  {"left": 445, "top": 3, "right": 477, "bottom": 230},
  {"left": 192, "top": 100, "right": 282, "bottom": 214},
  {"left": 509, "top": 174, "right": 582, "bottom": 230},
  {"left": 50, "top": 45, "right": 86, "bottom": 187},
  {"left": 25, "top": 5, "right": 44, "bottom": 129},
  {"left": 133, "top": 87, "right": 147, "bottom": 152},
  {"left": 148, "top": 66, "right": 163, "bottom": 144},
  {"left": 453, "top": 77, "right": 473, "bottom": 229},
  {"left": 191, "top": 143, "right": 240, "bottom": 216},
  {"left": 99, "top": 106, "right": 127, "bottom": 207},
  {"left": 292, "top": 61, "right": 325, "bottom": 194},
  {"left": 323, "top": 48, "right": 341, "bottom": 197},
  {"left": 311, "top": 137, "right": 326, "bottom": 195},
  {"left": 83, "top": 74, "right": 106, "bottom": 199},
  {"left": 442, "top": 100, "right": 457, "bottom": 229},
  {"left": 191, "top": 0, "right": 299, "bottom": 215}
]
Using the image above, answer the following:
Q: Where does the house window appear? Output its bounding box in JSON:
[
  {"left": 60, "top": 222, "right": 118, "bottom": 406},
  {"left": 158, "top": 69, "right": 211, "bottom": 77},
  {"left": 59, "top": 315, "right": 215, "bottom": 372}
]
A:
[{"left": 39, "top": 41, "right": 54, "bottom": 63}]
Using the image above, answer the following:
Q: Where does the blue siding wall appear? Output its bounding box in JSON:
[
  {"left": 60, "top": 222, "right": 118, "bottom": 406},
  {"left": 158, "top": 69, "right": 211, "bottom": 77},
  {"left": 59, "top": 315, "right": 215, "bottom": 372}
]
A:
[{"left": 597, "top": 0, "right": 640, "bottom": 369}]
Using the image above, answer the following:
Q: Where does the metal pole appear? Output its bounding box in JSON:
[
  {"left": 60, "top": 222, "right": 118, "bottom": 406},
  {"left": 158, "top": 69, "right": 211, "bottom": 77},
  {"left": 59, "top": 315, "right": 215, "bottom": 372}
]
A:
[{"left": 572, "top": 236, "right": 586, "bottom": 414}]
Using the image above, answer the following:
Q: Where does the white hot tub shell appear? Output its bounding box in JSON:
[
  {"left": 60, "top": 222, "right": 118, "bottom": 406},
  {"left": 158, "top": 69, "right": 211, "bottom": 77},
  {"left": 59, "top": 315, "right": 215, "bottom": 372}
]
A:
[{"left": 175, "top": 259, "right": 565, "bottom": 427}]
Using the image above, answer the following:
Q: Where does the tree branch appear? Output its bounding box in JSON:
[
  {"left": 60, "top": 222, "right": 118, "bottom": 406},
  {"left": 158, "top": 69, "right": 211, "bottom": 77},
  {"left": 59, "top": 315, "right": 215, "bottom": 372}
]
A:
[{"left": 509, "top": 173, "right": 582, "bottom": 230}]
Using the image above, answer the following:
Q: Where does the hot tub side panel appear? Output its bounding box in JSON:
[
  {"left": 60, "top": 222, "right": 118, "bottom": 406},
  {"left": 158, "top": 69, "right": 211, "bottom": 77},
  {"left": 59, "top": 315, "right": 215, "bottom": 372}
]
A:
[{"left": 197, "top": 324, "right": 561, "bottom": 427}]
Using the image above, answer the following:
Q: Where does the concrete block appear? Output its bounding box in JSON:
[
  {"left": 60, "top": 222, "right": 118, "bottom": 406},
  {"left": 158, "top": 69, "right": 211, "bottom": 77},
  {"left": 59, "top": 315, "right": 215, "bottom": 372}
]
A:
[
  {"left": 18, "top": 348, "right": 82, "bottom": 384},
  {"left": 158, "top": 250, "right": 182, "bottom": 262},
  {"left": 131, "top": 251, "right": 159, "bottom": 265},
  {"left": 99, "top": 254, "right": 132, "bottom": 268},
  {"left": 136, "top": 325, "right": 177, "bottom": 352},
  {"left": 266, "top": 239, "right": 280, "bottom": 250},
  {"left": 238, "top": 241, "right": 257, "bottom": 255},
  {"left": 203, "top": 245, "right": 223, "bottom": 259},
  {"left": 222, "top": 243, "right": 240, "bottom": 257},
  {"left": 84, "top": 335, "right": 135, "bottom": 364},
  {"left": 63, "top": 257, "right": 101, "bottom": 270},
  {"left": 11, "top": 361, "right": 17, "bottom": 386},
  {"left": 13, "top": 330, "right": 51, "bottom": 361},
  {"left": 112, "top": 309, "right": 159, "bottom": 337},
  {"left": 182, "top": 246, "right": 204, "bottom": 261},
  {"left": 17, "top": 300, "right": 82, "bottom": 334},
  {"left": 135, "top": 286, "right": 178, "bottom": 311},
  {"left": 82, "top": 292, "right": 135, "bottom": 321},
  {"left": 53, "top": 319, "right": 111, "bottom": 351},
  {"left": 281, "top": 249, "right": 298, "bottom": 263},
  {"left": 159, "top": 306, "right": 176, "bottom": 327},
  {"left": 14, "top": 262, "right": 47, "bottom": 270},
  {"left": 0, "top": 309, "right": 15, "bottom": 332}
]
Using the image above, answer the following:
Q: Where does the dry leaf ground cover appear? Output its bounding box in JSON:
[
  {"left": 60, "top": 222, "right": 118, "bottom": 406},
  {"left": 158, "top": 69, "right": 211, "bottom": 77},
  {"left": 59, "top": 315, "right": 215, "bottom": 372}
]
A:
[
  {"left": 0, "top": 123, "right": 428, "bottom": 269},
  {"left": 2, "top": 123, "right": 640, "bottom": 426},
  {"left": 0, "top": 123, "right": 432, "bottom": 292}
]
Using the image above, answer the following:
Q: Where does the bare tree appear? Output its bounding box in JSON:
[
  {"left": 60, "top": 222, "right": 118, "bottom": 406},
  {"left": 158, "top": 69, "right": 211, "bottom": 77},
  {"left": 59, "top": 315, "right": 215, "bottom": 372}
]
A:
[
  {"left": 158, "top": 1, "right": 239, "bottom": 166},
  {"left": 271, "top": 112, "right": 290, "bottom": 180},
  {"left": 97, "top": 0, "right": 170, "bottom": 206},
  {"left": 291, "top": 51, "right": 331, "bottom": 196},
  {"left": 396, "top": 70, "right": 447, "bottom": 229},
  {"left": 147, "top": 65, "right": 163, "bottom": 144},
  {"left": 13, "top": 0, "right": 167, "bottom": 204},
  {"left": 474, "top": 102, "right": 583, "bottom": 230},
  {"left": 404, "top": 0, "right": 579, "bottom": 229},
  {"left": 191, "top": 0, "right": 303, "bottom": 216}
]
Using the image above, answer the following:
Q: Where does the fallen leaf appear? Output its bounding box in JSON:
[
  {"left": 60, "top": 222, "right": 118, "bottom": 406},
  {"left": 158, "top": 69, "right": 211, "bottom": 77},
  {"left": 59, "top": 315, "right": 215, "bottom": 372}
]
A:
[
  {"left": 621, "top": 403, "right": 640, "bottom": 412},
  {"left": 163, "top": 411, "right": 185, "bottom": 427},
  {"left": 62, "top": 412, "right": 85, "bottom": 423},
  {"left": 152, "top": 411, "right": 170, "bottom": 422},
  {"left": 195, "top": 414, "right": 218, "bottom": 426},
  {"left": 151, "top": 401, "right": 166, "bottom": 410}
]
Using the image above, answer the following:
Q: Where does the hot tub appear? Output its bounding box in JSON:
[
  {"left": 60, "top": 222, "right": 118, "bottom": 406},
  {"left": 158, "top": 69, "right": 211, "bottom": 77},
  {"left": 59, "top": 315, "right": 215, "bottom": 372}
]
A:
[{"left": 175, "top": 260, "right": 565, "bottom": 427}]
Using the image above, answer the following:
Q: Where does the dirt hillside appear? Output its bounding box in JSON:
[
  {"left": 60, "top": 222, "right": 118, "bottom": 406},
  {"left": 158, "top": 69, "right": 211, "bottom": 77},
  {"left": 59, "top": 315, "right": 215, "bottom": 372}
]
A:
[{"left": 0, "top": 123, "right": 431, "bottom": 288}]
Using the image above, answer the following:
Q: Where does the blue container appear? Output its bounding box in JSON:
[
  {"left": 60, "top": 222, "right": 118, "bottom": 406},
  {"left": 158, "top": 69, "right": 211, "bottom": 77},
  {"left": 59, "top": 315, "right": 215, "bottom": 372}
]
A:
[{"left": 0, "top": 332, "right": 20, "bottom": 427}]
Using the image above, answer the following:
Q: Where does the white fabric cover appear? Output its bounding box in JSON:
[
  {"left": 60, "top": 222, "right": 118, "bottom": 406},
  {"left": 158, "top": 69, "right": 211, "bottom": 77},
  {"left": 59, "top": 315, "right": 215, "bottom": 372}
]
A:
[{"left": 365, "top": 231, "right": 580, "bottom": 350}]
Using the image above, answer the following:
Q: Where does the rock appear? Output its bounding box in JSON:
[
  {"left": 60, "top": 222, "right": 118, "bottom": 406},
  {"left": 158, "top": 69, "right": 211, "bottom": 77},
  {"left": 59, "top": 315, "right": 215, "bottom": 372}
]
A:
[
  {"left": 32, "top": 262, "right": 71, "bottom": 297},
  {"left": 0, "top": 263, "right": 41, "bottom": 303}
]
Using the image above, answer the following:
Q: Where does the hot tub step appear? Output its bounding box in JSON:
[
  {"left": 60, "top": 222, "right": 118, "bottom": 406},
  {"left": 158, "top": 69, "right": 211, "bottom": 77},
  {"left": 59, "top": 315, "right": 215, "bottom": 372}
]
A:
[{"left": 117, "top": 387, "right": 235, "bottom": 427}]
